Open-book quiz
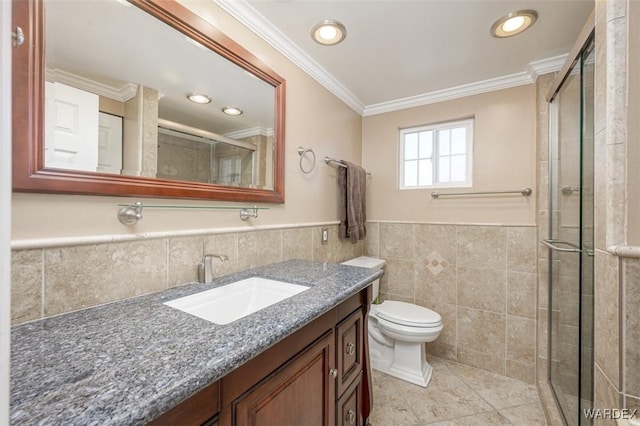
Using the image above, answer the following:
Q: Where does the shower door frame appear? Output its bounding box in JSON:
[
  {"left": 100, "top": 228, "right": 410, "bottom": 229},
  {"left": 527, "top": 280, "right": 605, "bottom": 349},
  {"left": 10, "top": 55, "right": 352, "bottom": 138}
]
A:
[{"left": 545, "top": 13, "right": 595, "bottom": 426}]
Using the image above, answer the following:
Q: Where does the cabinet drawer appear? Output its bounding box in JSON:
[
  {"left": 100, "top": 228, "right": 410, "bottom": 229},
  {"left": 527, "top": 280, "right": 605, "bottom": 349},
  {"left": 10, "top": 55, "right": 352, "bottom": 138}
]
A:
[
  {"left": 337, "top": 372, "right": 362, "bottom": 426},
  {"left": 336, "top": 309, "right": 363, "bottom": 397}
]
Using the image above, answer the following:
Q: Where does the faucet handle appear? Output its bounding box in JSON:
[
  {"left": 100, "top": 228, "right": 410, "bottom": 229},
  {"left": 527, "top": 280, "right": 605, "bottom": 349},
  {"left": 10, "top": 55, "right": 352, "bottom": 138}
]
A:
[{"left": 201, "top": 254, "right": 229, "bottom": 283}]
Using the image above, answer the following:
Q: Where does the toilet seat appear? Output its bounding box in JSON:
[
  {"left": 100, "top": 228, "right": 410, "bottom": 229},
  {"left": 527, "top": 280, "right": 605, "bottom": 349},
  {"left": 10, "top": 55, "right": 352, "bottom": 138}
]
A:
[
  {"left": 376, "top": 301, "right": 441, "bottom": 328},
  {"left": 376, "top": 315, "right": 443, "bottom": 338}
]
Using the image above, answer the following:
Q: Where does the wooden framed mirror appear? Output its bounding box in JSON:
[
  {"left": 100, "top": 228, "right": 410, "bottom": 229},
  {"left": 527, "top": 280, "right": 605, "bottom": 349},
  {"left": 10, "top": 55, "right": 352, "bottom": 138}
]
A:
[{"left": 12, "top": 0, "right": 285, "bottom": 203}]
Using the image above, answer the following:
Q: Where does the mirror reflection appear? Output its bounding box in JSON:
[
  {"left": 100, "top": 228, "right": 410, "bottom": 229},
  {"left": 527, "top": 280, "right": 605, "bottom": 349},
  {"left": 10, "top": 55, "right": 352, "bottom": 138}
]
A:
[{"left": 44, "top": 0, "right": 276, "bottom": 190}]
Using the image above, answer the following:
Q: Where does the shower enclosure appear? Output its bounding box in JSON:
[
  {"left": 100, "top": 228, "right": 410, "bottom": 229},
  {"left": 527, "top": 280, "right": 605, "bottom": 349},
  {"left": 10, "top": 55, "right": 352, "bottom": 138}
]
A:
[{"left": 544, "top": 33, "right": 594, "bottom": 426}]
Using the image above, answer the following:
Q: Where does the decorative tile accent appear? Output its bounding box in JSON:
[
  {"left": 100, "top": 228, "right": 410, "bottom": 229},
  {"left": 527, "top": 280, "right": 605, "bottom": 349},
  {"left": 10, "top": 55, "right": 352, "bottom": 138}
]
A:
[
  {"left": 415, "top": 224, "right": 457, "bottom": 266},
  {"left": 424, "top": 251, "right": 449, "bottom": 276}
]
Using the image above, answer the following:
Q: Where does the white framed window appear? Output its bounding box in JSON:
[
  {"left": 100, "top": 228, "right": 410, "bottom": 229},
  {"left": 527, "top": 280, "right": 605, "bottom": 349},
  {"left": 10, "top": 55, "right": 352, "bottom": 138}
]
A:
[{"left": 399, "top": 118, "right": 473, "bottom": 189}]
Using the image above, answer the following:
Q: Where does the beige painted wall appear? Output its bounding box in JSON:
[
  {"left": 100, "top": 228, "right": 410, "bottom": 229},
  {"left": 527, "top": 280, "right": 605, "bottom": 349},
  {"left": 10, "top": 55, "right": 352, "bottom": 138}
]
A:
[
  {"left": 11, "top": 0, "right": 362, "bottom": 241},
  {"left": 362, "top": 85, "right": 537, "bottom": 225}
]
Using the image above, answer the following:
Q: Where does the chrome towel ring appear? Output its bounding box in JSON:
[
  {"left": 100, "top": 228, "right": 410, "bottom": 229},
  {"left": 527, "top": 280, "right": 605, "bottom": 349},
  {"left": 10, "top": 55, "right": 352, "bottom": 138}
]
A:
[{"left": 297, "top": 146, "right": 316, "bottom": 174}]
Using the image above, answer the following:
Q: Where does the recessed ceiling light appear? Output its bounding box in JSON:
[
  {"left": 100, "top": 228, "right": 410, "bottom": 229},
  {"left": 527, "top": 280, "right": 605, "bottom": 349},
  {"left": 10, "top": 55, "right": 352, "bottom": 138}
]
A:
[
  {"left": 490, "top": 10, "right": 538, "bottom": 38},
  {"left": 187, "top": 93, "right": 211, "bottom": 104},
  {"left": 222, "top": 106, "right": 243, "bottom": 116},
  {"left": 311, "top": 20, "right": 347, "bottom": 46}
]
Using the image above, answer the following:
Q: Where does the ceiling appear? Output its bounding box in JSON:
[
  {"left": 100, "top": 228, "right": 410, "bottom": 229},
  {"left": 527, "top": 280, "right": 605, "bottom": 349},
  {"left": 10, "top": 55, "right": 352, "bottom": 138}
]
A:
[{"left": 213, "top": 0, "right": 594, "bottom": 115}]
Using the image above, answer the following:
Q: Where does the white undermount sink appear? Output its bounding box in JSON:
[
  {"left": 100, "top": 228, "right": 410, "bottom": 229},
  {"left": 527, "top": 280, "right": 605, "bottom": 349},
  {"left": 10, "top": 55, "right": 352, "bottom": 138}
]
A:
[{"left": 164, "top": 277, "right": 309, "bottom": 325}]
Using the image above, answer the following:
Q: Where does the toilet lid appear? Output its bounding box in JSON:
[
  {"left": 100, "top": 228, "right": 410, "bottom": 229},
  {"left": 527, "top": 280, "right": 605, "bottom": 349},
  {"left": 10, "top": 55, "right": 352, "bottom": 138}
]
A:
[{"left": 376, "top": 301, "right": 442, "bottom": 327}]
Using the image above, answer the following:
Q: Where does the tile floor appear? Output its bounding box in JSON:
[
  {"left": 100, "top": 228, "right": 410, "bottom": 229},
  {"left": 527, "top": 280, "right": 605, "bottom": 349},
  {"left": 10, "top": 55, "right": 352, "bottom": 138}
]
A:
[{"left": 369, "top": 356, "right": 547, "bottom": 425}]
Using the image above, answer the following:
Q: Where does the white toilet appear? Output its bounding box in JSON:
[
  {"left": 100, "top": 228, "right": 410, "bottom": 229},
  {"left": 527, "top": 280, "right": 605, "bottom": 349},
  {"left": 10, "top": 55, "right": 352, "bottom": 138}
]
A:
[{"left": 342, "top": 256, "right": 443, "bottom": 387}]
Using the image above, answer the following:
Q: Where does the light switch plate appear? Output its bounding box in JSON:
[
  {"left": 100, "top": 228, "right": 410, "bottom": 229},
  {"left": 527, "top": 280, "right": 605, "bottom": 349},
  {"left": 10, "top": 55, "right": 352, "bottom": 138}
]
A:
[{"left": 321, "top": 228, "right": 328, "bottom": 245}]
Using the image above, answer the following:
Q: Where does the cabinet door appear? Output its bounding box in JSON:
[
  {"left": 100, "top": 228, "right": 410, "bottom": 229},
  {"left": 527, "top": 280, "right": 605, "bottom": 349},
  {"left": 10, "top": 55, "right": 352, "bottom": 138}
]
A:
[
  {"left": 336, "top": 310, "right": 363, "bottom": 397},
  {"left": 233, "top": 331, "right": 335, "bottom": 426},
  {"left": 337, "top": 372, "right": 362, "bottom": 426}
]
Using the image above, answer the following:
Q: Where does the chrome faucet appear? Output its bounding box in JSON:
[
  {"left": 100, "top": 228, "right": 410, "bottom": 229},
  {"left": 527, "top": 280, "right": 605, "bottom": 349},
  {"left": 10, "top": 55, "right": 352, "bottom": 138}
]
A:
[{"left": 198, "top": 254, "right": 229, "bottom": 283}]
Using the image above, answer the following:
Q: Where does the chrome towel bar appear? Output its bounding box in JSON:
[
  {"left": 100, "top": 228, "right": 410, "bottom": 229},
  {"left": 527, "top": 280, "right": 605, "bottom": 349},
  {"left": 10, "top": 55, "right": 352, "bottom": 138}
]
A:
[
  {"left": 324, "top": 156, "right": 372, "bottom": 176},
  {"left": 431, "top": 187, "right": 532, "bottom": 199}
]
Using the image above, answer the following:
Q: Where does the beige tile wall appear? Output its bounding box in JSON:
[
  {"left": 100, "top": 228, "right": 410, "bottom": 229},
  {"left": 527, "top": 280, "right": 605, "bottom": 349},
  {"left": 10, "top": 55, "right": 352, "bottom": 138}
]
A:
[
  {"left": 535, "top": 0, "right": 640, "bottom": 421},
  {"left": 624, "top": 258, "right": 640, "bottom": 405},
  {"left": 10, "top": 224, "right": 362, "bottom": 324},
  {"left": 365, "top": 221, "right": 538, "bottom": 384},
  {"left": 591, "top": 0, "right": 640, "bottom": 419}
]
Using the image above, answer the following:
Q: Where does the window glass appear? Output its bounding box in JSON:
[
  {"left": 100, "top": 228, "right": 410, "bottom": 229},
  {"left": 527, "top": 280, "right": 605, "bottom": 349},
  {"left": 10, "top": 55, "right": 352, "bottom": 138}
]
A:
[
  {"left": 404, "top": 160, "right": 418, "bottom": 187},
  {"left": 418, "top": 131, "right": 433, "bottom": 158},
  {"left": 399, "top": 118, "right": 472, "bottom": 189},
  {"left": 404, "top": 132, "right": 418, "bottom": 160}
]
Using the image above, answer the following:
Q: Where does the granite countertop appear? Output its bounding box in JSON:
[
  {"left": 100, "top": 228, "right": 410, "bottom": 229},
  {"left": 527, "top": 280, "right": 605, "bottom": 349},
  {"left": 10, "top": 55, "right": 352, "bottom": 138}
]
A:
[{"left": 10, "top": 259, "right": 382, "bottom": 425}]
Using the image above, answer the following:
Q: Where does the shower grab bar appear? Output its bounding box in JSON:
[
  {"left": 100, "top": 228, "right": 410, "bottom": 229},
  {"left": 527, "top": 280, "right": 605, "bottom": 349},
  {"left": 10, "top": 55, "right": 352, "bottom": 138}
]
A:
[
  {"left": 431, "top": 187, "right": 532, "bottom": 199},
  {"left": 541, "top": 239, "right": 582, "bottom": 253}
]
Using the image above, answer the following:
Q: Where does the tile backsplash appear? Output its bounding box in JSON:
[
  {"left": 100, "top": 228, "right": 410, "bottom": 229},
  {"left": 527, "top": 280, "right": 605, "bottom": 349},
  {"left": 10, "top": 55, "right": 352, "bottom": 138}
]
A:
[
  {"left": 11, "top": 224, "right": 363, "bottom": 325},
  {"left": 12, "top": 219, "right": 538, "bottom": 385}
]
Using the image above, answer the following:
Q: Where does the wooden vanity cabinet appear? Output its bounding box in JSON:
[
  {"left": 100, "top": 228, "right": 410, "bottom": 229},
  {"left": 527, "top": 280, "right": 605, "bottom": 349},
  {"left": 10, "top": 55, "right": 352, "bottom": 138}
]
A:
[
  {"left": 231, "top": 331, "right": 336, "bottom": 425},
  {"left": 149, "top": 287, "right": 372, "bottom": 426}
]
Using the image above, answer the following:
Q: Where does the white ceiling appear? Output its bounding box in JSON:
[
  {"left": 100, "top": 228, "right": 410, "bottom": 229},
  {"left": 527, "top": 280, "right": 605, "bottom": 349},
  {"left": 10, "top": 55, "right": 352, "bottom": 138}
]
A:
[{"left": 214, "top": 0, "right": 594, "bottom": 115}]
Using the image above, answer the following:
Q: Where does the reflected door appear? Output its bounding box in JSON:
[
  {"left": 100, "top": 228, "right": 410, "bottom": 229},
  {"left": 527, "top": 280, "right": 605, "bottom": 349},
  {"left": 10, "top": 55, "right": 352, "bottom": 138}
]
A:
[
  {"left": 45, "top": 81, "right": 99, "bottom": 171},
  {"left": 547, "top": 40, "right": 594, "bottom": 426}
]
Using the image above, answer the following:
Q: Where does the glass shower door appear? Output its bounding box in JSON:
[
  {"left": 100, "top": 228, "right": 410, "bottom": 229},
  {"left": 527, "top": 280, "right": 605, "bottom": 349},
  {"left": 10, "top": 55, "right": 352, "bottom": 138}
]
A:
[{"left": 547, "top": 40, "right": 594, "bottom": 426}]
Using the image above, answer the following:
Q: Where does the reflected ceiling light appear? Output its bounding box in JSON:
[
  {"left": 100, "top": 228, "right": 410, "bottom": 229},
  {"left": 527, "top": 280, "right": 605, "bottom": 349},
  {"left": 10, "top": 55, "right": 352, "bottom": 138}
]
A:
[
  {"left": 490, "top": 10, "right": 538, "bottom": 38},
  {"left": 187, "top": 93, "right": 211, "bottom": 104},
  {"left": 222, "top": 106, "right": 243, "bottom": 116},
  {"left": 113, "top": 0, "right": 132, "bottom": 7},
  {"left": 311, "top": 20, "right": 347, "bottom": 45}
]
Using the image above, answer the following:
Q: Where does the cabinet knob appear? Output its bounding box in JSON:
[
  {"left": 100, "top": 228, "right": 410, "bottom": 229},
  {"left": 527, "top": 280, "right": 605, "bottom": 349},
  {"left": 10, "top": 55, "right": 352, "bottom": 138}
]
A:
[
  {"left": 329, "top": 368, "right": 338, "bottom": 379},
  {"left": 345, "top": 409, "right": 356, "bottom": 424},
  {"left": 345, "top": 342, "right": 355, "bottom": 356}
]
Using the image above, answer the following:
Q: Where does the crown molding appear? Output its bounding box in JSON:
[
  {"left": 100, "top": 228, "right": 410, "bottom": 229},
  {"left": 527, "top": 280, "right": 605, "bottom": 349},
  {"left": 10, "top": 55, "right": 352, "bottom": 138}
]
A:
[
  {"left": 212, "top": 0, "right": 365, "bottom": 115},
  {"left": 213, "top": 0, "right": 568, "bottom": 117},
  {"left": 45, "top": 68, "right": 138, "bottom": 102},
  {"left": 362, "top": 72, "right": 532, "bottom": 116},
  {"left": 527, "top": 54, "right": 568, "bottom": 79},
  {"left": 363, "top": 54, "right": 568, "bottom": 116}
]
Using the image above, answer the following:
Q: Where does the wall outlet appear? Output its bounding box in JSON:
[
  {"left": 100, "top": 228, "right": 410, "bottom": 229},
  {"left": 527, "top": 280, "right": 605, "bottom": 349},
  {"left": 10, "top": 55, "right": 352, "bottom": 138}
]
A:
[{"left": 321, "top": 228, "right": 328, "bottom": 245}]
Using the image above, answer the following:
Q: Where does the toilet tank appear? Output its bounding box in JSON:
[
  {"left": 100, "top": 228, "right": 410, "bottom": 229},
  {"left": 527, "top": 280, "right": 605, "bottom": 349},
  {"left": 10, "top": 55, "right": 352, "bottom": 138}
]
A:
[{"left": 341, "top": 256, "right": 385, "bottom": 302}]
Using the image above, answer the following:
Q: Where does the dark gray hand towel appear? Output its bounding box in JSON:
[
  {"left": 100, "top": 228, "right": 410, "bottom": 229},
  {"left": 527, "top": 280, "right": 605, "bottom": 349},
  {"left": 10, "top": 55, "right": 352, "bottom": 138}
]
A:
[{"left": 338, "top": 161, "right": 367, "bottom": 243}]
